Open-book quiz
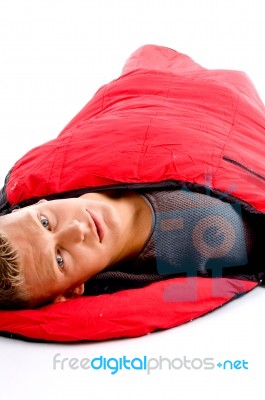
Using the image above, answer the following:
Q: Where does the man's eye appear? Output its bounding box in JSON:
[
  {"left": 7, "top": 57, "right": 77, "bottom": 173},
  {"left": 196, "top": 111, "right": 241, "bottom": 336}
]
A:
[
  {"left": 56, "top": 254, "right": 64, "bottom": 270},
  {"left": 40, "top": 215, "right": 50, "bottom": 229}
]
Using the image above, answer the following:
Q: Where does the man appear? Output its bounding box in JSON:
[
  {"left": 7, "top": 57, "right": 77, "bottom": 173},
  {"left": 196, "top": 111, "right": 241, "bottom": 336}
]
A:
[
  {"left": 2, "top": 181, "right": 265, "bottom": 310},
  {"left": 1, "top": 44, "right": 265, "bottom": 312},
  {"left": 0, "top": 190, "right": 153, "bottom": 309}
]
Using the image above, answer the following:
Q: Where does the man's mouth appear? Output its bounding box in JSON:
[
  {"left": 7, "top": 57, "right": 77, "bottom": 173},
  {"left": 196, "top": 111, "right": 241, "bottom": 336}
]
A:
[{"left": 87, "top": 210, "right": 104, "bottom": 243}]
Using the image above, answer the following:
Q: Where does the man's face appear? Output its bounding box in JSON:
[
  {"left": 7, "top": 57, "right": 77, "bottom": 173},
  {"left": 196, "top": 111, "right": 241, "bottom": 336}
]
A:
[{"left": 0, "top": 196, "right": 124, "bottom": 305}]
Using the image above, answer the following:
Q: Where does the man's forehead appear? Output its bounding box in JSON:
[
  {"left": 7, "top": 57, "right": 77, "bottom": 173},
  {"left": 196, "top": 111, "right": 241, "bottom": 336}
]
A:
[
  {"left": 1, "top": 205, "right": 37, "bottom": 226},
  {"left": 1, "top": 207, "right": 57, "bottom": 294}
]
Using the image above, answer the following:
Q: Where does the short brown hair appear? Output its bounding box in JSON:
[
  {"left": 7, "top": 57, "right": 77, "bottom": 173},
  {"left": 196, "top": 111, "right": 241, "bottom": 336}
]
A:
[{"left": 0, "top": 232, "right": 31, "bottom": 310}]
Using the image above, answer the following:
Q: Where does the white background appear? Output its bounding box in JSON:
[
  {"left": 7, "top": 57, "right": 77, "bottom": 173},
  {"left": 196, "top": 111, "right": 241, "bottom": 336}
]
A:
[{"left": 1, "top": 1, "right": 265, "bottom": 399}]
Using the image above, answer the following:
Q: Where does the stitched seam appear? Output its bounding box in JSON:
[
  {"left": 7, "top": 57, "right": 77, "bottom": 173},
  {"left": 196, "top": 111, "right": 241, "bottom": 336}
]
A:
[
  {"left": 214, "top": 94, "right": 240, "bottom": 175},
  {"left": 223, "top": 156, "right": 265, "bottom": 182},
  {"left": 135, "top": 74, "right": 174, "bottom": 178}
]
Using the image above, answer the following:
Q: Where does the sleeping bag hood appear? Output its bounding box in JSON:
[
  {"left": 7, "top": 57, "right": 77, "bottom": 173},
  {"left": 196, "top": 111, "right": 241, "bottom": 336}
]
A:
[{"left": 0, "top": 44, "right": 265, "bottom": 342}]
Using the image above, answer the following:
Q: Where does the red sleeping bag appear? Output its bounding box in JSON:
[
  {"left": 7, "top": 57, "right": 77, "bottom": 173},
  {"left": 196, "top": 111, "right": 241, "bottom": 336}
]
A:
[{"left": 0, "top": 44, "right": 264, "bottom": 342}]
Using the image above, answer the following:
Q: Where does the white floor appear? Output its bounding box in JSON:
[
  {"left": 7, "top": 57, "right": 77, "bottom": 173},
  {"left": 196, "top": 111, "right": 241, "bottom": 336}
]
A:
[{"left": 1, "top": 1, "right": 265, "bottom": 399}]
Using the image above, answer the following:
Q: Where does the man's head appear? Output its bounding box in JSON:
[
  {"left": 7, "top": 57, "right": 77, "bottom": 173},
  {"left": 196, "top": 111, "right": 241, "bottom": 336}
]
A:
[{"left": 0, "top": 195, "right": 126, "bottom": 309}]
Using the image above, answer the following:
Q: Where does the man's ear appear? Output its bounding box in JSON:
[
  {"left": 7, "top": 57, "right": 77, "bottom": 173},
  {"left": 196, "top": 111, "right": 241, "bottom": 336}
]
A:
[
  {"left": 53, "top": 283, "right": 85, "bottom": 303},
  {"left": 35, "top": 199, "right": 47, "bottom": 205}
]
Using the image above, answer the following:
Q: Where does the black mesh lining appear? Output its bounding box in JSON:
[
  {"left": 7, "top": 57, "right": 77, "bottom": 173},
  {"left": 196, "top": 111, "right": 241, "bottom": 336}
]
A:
[{"left": 84, "top": 188, "right": 265, "bottom": 296}]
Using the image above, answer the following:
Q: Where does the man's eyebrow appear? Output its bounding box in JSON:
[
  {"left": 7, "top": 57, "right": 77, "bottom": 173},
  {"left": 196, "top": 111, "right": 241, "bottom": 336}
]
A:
[{"left": 29, "top": 210, "right": 57, "bottom": 280}]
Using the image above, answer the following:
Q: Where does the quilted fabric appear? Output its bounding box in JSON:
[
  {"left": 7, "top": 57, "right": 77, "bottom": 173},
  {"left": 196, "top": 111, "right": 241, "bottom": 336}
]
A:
[{"left": 0, "top": 44, "right": 264, "bottom": 341}]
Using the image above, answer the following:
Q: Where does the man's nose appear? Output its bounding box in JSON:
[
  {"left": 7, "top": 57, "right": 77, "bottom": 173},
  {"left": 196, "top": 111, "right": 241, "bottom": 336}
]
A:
[{"left": 56, "top": 220, "right": 87, "bottom": 243}]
